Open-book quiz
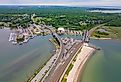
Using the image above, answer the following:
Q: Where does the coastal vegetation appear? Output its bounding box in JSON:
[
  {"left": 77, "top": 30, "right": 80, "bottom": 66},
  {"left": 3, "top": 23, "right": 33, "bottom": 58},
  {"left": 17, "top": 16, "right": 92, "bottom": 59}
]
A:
[
  {"left": 106, "top": 27, "right": 121, "bottom": 39},
  {"left": 105, "top": 17, "right": 121, "bottom": 27},
  {"left": 0, "top": 6, "right": 121, "bottom": 31},
  {"left": 61, "top": 53, "right": 78, "bottom": 82},
  {"left": 0, "top": 5, "right": 121, "bottom": 82},
  {"left": 0, "top": 5, "right": 121, "bottom": 44},
  {"left": 91, "top": 26, "right": 121, "bottom": 39},
  {"left": 61, "top": 63, "right": 74, "bottom": 82}
]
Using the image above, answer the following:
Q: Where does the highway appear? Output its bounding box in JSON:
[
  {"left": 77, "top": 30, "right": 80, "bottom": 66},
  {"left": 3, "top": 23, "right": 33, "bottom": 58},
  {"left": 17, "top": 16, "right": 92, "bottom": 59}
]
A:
[
  {"left": 43, "top": 39, "right": 83, "bottom": 82},
  {"left": 31, "top": 25, "right": 65, "bottom": 82},
  {"left": 88, "top": 23, "right": 106, "bottom": 37},
  {"left": 30, "top": 25, "right": 83, "bottom": 82}
]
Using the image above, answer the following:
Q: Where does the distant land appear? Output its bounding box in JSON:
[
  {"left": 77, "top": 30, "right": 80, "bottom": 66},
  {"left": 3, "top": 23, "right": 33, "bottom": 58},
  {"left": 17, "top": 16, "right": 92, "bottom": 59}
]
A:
[{"left": 0, "top": 5, "right": 121, "bottom": 82}]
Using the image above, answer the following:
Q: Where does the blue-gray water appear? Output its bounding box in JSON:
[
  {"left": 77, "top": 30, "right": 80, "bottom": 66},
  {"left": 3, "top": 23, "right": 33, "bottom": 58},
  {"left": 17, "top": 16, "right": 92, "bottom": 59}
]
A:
[
  {"left": 80, "top": 39, "right": 121, "bottom": 82},
  {"left": 0, "top": 29, "right": 55, "bottom": 82},
  {"left": 90, "top": 10, "right": 121, "bottom": 13},
  {"left": 1, "top": 30, "right": 121, "bottom": 82}
]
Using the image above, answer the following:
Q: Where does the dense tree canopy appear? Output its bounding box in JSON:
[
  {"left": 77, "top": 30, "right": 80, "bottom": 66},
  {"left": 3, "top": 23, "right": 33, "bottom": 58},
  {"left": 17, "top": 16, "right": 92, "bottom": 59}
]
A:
[{"left": 0, "top": 6, "right": 120, "bottom": 30}]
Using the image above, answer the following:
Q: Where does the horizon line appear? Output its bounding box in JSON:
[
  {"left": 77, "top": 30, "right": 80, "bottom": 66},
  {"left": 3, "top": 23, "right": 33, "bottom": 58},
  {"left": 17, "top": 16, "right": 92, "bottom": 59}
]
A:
[{"left": 0, "top": 4, "right": 120, "bottom": 7}]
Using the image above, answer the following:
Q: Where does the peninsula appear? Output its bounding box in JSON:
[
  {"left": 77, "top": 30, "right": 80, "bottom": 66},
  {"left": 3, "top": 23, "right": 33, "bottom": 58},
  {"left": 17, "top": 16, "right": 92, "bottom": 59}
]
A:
[{"left": 0, "top": 5, "right": 121, "bottom": 82}]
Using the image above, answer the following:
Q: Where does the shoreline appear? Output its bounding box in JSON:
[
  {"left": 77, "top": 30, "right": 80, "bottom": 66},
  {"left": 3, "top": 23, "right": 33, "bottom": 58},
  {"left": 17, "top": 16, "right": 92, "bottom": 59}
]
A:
[
  {"left": 77, "top": 47, "right": 96, "bottom": 82},
  {"left": 27, "top": 38, "right": 59, "bottom": 82},
  {"left": 67, "top": 43, "right": 96, "bottom": 82},
  {"left": 90, "top": 37, "right": 112, "bottom": 40},
  {"left": 91, "top": 37, "right": 121, "bottom": 41}
]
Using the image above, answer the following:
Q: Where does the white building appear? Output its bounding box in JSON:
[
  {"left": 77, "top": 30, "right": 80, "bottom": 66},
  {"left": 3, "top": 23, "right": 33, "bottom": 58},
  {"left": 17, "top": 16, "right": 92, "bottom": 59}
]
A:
[{"left": 57, "top": 27, "right": 65, "bottom": 34}]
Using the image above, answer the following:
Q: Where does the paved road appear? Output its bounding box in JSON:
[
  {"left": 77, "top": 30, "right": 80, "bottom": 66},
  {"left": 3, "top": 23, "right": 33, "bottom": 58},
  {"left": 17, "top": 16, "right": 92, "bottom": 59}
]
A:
[
  {"left": 31, "top": 25, "right": 83, "bottom": 82},
  {"left": 88, "top": 23, "right": 106, "bottom": 37},
  {"left": 30, "top": 25, "right": 64, "bottom": 82},
  {"left": 43, "top": 41, "right": 83, "bottom": 82}
]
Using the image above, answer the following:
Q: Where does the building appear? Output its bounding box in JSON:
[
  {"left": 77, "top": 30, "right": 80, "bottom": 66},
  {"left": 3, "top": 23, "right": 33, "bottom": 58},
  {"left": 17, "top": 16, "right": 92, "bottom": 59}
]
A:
[{"left": 57, "top": 27, "right": 65, "bottom": 34}]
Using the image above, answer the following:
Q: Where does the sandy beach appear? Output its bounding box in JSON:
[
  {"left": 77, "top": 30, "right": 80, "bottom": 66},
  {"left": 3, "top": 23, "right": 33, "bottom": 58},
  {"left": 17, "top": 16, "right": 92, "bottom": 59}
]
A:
[
  {"left": 90, "top": 37, "right": 112, "bottom": 40},
  {"left": 67, "top": 43, "right": 96, "bottom": 82}
]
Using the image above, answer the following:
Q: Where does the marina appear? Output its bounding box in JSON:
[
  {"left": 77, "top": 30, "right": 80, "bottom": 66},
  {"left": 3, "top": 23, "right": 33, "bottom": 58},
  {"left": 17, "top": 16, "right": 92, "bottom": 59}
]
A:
[
  {"left": 0, "top": 5, "right": 121, "bottom": 82},
  {"left": 1, "top": 28, "right": 121, "bottom": 82},
  {"left": 0, "top": 29, "right": 55, "bottom": 82}
]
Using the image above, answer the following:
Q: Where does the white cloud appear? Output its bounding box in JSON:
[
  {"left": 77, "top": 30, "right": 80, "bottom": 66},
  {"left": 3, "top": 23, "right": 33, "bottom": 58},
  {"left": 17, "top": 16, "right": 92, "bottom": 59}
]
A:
[
  {"left": 69, "top": 1, "right": 121, "bottom": 6},
  {"left": 0, "top": 0, "right": 121, "bottom": 6}
]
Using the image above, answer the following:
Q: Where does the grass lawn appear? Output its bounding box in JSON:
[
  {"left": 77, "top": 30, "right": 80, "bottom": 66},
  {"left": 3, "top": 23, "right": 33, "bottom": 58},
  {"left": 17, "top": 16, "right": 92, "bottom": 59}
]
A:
[
  {"left": 92, "top": 26, "right": 121, "bottom": 39},
  {"left": 107, "top": 27, "right": 121, "bottom": 39}
]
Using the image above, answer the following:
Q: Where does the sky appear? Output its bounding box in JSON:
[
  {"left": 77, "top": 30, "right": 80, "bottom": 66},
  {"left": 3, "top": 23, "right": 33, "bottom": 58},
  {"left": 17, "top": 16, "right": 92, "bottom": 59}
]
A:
[{"left": 0, "top": 0, "right": 121, "bottom": 6}]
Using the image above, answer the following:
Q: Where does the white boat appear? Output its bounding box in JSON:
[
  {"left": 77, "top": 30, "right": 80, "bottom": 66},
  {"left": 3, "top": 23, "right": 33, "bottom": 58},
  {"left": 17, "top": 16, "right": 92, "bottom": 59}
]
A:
[
  {"left": 12, "top": 41, "right": 17, "bottom": 45},
  {"left": 9, "top": 33, "right": 14, "bottom": 41}
]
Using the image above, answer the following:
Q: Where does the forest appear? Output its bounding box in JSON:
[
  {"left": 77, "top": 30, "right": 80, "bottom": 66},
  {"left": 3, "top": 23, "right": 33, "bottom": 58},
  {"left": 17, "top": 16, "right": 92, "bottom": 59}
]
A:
[{"left": 0, "top": 6, "right": 121, "bottom": 30}]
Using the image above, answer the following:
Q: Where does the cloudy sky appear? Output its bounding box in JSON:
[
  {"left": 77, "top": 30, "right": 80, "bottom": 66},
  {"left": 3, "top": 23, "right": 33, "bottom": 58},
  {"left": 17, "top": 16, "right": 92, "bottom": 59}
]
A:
[{"left": 0, "top": 0, "right": 121, "bottom": 6}]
